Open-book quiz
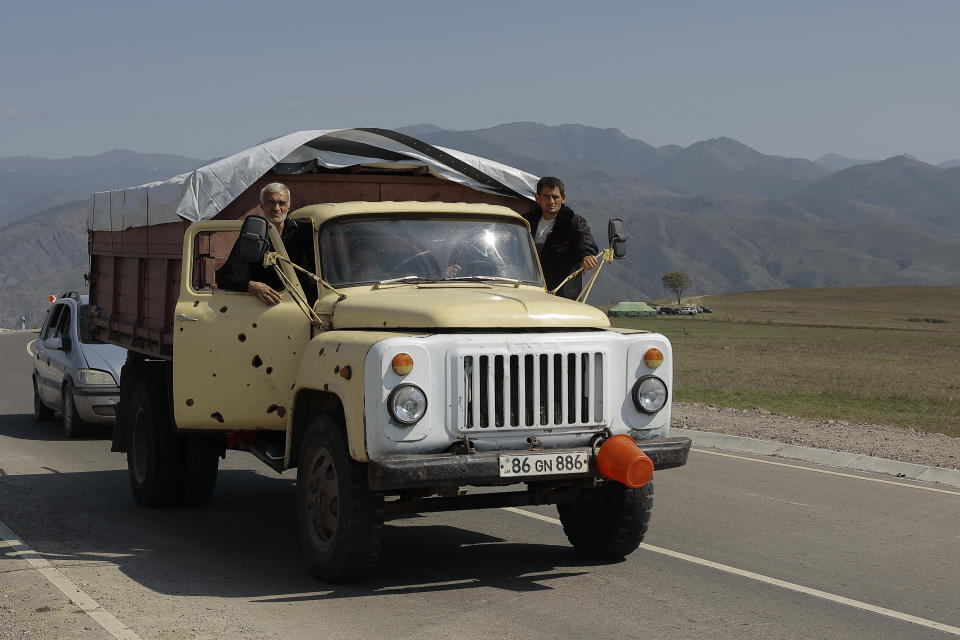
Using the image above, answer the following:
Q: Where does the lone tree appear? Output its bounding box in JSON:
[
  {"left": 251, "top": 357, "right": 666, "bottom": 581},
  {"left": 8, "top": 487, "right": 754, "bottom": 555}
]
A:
[{"left": 662, "top": 272, "right": 692, "bottom": 305}]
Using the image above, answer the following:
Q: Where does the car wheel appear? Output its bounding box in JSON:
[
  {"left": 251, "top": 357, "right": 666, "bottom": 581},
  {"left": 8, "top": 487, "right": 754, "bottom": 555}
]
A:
[
  {"left": 557, "top": 481, "right": 654, "bottom": 559},
  {"left": 62, "top": 383, "right": 86, "bottom": 438},
  {"left": 297, "top": 415, "right": 384, "bottom": 583},
  {"left": 33, "top": 378, "right": 54, "bottom": 421}
]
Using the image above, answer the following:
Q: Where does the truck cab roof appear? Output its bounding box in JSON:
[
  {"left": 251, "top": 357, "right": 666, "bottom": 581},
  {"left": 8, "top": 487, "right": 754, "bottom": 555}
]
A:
[{"left": 291, "top": 201, "right": 527, "bottom": 227}]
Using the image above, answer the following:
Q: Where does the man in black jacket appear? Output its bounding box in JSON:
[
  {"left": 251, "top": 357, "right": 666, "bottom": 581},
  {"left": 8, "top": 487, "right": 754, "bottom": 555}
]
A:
[
  {"left": 522, "top": 177, "right": 598, "bottom": 300},
  {"left": 215, "top": 182, "right": 316, "bottom": 305}
]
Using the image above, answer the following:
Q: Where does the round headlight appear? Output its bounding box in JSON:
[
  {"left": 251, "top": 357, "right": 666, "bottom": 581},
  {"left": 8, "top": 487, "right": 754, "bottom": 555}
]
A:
[
  {"left": 632, "top": 375, "right": 668, "bottom": 414},
  {"left": 388, "top": 384, "right": 427, "bottom": 425}
]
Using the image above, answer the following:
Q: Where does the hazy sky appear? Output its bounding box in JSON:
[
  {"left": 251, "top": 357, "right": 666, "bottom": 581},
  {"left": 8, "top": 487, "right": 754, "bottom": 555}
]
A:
[{"left": 3, "top": 1, "right": 958, "bottom": 163}]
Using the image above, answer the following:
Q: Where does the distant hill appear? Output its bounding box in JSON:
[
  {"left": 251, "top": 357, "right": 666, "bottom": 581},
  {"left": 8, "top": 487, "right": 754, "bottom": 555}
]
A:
[
  {"left": 409, "top": 124, "right": 830, "bottom": 198},
  {"left": 804, "top": 155, "right": 960, "bottom": 236},
  {"left": 814, "top": 153, "right": 880, "bottom": 171},
  {"left": 566, "top": 192, "right": 960, "bottom": 305},
  {"left": 941, "top": 158, "right": 960, "bottom": 170},
  {"left": 2, "top": 124, "right": 960, "bottom": 327},
  {"left": 648, "top": 137, "right": 830, "bottom": 197},
  {"left": 0, "top": 149, "right": 204, "bottom": 227},
  {"left": 0, "top": 199, "right": 89, "bottom": 328}
]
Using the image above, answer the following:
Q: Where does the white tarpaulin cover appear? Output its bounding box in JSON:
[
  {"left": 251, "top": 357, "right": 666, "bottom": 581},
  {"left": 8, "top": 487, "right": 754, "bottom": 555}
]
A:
[{"left": 89, "top": 128, "right": 539, "bottom": 231}]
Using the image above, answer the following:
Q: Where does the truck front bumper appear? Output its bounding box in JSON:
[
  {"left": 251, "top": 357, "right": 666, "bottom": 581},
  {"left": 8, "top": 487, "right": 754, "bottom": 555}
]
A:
[{"left": 367, "top": 436, "right": 691, "bottom": 491}]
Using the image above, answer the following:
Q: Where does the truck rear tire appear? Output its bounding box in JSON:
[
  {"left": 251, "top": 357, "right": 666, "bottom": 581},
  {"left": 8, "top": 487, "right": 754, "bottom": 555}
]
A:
[
  {"left": 127, "top": 376, "right": 181, "bottom": 507},
  {"left": 557, "top": 481, "right": 654, "bottom": 560},
  {"left": 177, "top": 435, "right": 220, "bottom": 506},
  {"left": 296, "top": 415, "right": 384, "bottom": 583}
]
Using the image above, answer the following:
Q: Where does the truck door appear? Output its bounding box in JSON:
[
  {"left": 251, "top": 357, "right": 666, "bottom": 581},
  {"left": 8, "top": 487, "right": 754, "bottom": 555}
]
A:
[{"left": 173, "top": 220, "right": 312, "bottom": 431}]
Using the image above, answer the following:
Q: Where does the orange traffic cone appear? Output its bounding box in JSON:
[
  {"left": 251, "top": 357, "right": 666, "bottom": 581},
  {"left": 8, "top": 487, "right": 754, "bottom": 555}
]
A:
[{"left": 596, "top": 434, "right": 654, "bottom": 488}]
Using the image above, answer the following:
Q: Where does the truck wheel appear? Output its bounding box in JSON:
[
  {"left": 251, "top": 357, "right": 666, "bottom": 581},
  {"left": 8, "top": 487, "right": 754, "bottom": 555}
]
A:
[
  {"left": 127, "top": 377, "right": 181, "bottom": 507},
  {"left": 296, "top": 415, "right": 383, "bottom": 583},
  {"left": 177, "top": 435, "right": 220, "bottom": 506},
  {"left": 557, "top": 481, "right": 654, "bottom": 560},
  {"left": 34, "top": 379, "right": 54, "bottom": 421},
  {"left": 62, "top": 383, "right": 87, "bottom": 438}
]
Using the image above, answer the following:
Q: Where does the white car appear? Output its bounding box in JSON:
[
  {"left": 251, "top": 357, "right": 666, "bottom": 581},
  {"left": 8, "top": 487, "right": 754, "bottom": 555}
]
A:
[
  {"left": 678, "top": 306, "right": 699, "bottom": 315},
  {"left": 32, "top": 292, "right": 127, "bottom": 437}
]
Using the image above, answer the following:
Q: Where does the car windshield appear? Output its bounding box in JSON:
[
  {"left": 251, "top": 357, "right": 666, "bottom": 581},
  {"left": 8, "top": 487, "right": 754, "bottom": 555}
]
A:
[
  {"left": 320, "top": 217, "right": 542, "bottom": 287},
  {"left": 77, "top": 303, "right": 110, "bottom": 344}
]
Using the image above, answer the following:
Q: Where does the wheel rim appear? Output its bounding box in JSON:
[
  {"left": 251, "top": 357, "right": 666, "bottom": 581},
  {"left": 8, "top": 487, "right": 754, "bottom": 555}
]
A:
[
  {"left": 131, "top": 408, "right": 149, "bottom": 485},
  {"left": 305, "top": 444, "right": 339, "bottom": 551}
]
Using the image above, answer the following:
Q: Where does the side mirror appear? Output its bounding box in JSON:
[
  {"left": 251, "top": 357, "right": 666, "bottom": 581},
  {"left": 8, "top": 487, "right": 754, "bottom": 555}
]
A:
[
  {"left": 237, "top": 215, "right": 270, "bottom": 263},
  {"left": 608, "top": 219, "right": 628, "bottom": 259},
  {"left": 43, "top": 337, "right": 63, "bottom": 351},
  {"left": 61, "top": 336, "right": 73, "bottom": 352}
]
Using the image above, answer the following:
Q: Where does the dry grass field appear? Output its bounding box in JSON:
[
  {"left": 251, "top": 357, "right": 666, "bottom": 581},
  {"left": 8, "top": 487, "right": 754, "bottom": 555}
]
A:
[{"left": 610, "top": 286, "right": 960, "bottom": 438}]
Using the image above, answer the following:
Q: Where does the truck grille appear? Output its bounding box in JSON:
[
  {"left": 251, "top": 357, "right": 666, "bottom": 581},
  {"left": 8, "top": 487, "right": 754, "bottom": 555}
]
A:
[{"left": 458, "top": 351, "right": 605, "bottom": 430}]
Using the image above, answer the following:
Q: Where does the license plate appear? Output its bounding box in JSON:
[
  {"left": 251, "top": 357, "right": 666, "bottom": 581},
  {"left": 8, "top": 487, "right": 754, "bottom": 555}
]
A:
[{"left": 498, "top": 451, "right": 591, "bottom": 478}]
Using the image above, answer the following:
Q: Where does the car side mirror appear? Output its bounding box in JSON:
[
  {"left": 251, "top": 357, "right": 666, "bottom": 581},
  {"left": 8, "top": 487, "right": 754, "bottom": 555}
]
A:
[
  {"left": 608, "top": 219, "right": 628, "bottom": 259},
  {"left": 237, "top": 215, "right": 270, "bottom": 263},
  {"left": 43, "top": 337, "right": 63, "bottom": 351},
  {"left": 61, "top": 335, "right": 72, "bottom": 352}
]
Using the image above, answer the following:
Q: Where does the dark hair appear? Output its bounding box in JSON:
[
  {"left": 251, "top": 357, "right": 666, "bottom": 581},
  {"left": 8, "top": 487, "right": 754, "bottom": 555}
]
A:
[{"left": 536, "top": 176, "right": 565, "bottom": 196}]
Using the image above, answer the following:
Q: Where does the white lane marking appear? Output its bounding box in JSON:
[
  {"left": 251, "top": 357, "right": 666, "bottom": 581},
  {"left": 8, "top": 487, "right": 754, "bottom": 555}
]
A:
[
  {"left": 0, "top": 519, "right": 143, "bottom": 640},
  {"left": 26, "top": 339, "right": 37, "bottom": 357},
  {"left": 504, "top": 507, "right": 960, "bottom": 637},
  {"left": 693, "top": 448, "right": 960, "bottom": 496}
]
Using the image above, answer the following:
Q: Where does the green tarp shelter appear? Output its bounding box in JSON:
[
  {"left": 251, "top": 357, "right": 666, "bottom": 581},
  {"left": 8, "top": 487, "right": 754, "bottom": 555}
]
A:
[{"left": 607, "top": 301, "right": 657, "bottom": 318}]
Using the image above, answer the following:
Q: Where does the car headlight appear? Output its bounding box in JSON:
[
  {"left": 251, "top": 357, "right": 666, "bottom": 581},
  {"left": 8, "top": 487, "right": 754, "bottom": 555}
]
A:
[
  {"left": 631, "top": 375, "right": 668, "bottom": 414},
  {"left": 388, "top": 384, "right": 427, "bottom": 425},
  {"left": 77, "top": 369, "right": 117, "bottom": 386}
]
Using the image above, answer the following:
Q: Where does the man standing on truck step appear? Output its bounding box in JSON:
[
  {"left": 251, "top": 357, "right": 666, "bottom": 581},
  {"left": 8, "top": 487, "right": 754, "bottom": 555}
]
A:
[
  {"left": 522, "top": 177, "right": 599, "bottom": 300},
  {"left": 216, "top": 182, "right": 315, "bottom": 305}
]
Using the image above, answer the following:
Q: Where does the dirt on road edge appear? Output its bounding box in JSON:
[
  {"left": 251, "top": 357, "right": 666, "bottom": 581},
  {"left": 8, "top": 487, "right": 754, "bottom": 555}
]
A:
[{"left": 673, "top": 402, "right": 960, "bottom": 471}]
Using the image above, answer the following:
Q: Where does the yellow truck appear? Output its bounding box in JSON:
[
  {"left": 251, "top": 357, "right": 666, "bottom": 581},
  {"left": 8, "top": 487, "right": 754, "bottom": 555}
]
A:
[{"left": 88, "top": 129, "right": 690, "bottom": 582}]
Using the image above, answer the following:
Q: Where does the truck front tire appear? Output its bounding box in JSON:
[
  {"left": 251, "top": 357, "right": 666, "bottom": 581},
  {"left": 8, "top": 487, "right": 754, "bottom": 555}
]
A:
[
  {"left": 296, "top": 415, "right": 384, "bottom": 583},
  {"left": 557, "top": 481, "right": 654, "bottom": 560}
]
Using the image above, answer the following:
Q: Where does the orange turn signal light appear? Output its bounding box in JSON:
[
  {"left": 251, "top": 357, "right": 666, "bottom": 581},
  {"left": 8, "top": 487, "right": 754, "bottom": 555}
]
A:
[
  {"left": 644, "top": 348, "right": 663, "bottom": 369},
  {"left": 392, "top": 353, "right": 414, "bottom": 376}
]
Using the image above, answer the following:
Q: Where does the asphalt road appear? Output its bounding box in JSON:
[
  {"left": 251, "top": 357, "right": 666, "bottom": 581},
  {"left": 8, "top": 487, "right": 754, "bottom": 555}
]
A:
[{"left": 2, "top": 331, "right": 958, "bottom": 640}]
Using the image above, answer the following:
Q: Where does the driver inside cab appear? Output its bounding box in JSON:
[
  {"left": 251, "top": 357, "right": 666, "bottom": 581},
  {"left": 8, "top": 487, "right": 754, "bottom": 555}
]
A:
[{"left": 445, "top": 225, "right": 516, "bottom": 278}]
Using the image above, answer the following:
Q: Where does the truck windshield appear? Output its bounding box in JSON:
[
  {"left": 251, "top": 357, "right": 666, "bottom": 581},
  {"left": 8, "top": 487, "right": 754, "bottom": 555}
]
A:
[{"left": 320, "top": 217, "right": 542, "bottom": 287}]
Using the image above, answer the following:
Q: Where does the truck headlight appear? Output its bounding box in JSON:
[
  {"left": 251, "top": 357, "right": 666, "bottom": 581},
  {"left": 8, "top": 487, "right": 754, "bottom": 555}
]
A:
[
  {"left": 77, "top": 369, "right": 117, "bottom": 386},
  {"left": 632, "top": 375, "right": 668, "bottom": 414},
  {"left": 388, "top": 384, "right": 427, "bottom": 425}
]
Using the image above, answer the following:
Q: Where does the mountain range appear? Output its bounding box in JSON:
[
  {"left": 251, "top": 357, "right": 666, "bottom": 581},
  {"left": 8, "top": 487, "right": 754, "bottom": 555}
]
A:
[{"left": 2, "top": 123, "right": 959, "bottom": 328}]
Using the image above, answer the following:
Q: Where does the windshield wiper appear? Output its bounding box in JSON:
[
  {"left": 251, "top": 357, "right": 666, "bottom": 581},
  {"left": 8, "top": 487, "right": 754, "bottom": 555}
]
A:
[
  {"left": 375, "top": 275, "right": 441, "bottom": 286},
  {"left": 445, "top": 275, "right": 522, "bottom": 287}
]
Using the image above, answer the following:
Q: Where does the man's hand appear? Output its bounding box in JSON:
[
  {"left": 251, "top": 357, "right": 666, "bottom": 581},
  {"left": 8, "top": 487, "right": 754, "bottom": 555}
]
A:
[
  {"left": 248, "top": 281, "right": 282, "bottom": 306},
  {"left": 581, "top": 255, "right": 599, "bottom": 270},
  {"left": 443, "top": 264, "right": 462, "bottom": 279}
]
